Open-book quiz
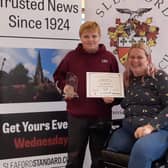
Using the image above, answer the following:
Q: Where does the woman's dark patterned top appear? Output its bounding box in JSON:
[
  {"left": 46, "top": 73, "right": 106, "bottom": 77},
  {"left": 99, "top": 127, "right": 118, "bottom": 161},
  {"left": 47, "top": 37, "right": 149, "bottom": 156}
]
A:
[{"left": 121, "top": 70, "right": 168, "bottom": 130}]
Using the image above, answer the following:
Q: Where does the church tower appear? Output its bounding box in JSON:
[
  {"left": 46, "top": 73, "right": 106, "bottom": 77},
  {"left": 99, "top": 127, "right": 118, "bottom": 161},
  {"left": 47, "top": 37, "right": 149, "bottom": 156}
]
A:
[{"left": 34, "top": 52, "right": 44, "bottom": 85}]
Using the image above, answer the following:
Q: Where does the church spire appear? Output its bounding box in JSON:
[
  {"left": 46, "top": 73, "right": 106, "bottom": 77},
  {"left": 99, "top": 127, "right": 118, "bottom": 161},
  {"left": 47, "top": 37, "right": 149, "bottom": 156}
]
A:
[{"left": 34, "top": 51, "right": 44, "bottom": 84}]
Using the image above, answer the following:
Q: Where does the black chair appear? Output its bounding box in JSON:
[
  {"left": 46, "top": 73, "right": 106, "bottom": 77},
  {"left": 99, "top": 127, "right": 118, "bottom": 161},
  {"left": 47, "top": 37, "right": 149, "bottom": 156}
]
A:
[{"left": 100, "top": 119, "right": 168, "bottom": 168}]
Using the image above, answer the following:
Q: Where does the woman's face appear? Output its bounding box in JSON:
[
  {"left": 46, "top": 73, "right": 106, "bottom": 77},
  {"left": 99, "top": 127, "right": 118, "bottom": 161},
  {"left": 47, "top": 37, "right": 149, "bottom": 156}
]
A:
[
  {"left": 80, "top": 30, "right": 100, "bottom": 53},
  {"left": 128, "top": 48, "right": 149, "bottom": 76}
]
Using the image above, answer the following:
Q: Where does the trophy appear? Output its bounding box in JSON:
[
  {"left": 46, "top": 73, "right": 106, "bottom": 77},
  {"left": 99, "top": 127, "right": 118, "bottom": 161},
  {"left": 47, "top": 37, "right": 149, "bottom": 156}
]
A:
[{"left": 63, "top": 72, "right": 79, "bottom": 98}]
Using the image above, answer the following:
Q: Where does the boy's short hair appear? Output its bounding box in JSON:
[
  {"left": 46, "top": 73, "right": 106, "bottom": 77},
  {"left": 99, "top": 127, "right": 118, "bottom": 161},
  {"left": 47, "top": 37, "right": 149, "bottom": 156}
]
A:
[{"left": 79, "top": 21, "right": 101, "bottom": 37}]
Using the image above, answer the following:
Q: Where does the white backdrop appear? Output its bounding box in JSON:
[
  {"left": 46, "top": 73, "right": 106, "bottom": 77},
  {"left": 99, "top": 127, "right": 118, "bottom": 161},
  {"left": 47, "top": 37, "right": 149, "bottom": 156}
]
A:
[
  {"left": 85, "top": 0, "right": 168, "bottom": 73},
  {"left": 84, "top": 1, "right": 168, "bottom": 167}
]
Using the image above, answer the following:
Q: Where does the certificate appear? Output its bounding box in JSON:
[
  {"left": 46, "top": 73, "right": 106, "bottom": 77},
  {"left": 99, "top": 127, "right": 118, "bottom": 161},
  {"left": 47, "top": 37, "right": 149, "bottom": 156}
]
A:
[{"left": 86, "top": 72, "right": 124, "bottom": 98}]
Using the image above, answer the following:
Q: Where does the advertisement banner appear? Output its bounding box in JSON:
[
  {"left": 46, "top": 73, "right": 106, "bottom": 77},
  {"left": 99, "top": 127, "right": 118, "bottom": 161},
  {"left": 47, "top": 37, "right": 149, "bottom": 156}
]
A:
[
  {"left": 0, "top": 102, "right": 68, "bottom": 167},
  {"left": 0, "top": 0, "right": 82, "bottom": 167},
  {"left": 0, "top": 0, "right": 81, "bottom": 49},
  {"left": 0, "top": 111, "right": 67, "bottom": 159},
  {"left": 1, "top": 153, "right": 67, "bottom": 168}
]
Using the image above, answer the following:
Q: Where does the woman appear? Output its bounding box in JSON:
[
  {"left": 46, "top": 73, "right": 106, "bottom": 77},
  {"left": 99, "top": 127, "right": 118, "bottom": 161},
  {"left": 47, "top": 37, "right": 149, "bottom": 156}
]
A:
[
  {"left": 53, "top": 21, "right": 119, "bottom": 168},
  {"left": 108, "top": 42, "right": 168, "bottom": 168}
]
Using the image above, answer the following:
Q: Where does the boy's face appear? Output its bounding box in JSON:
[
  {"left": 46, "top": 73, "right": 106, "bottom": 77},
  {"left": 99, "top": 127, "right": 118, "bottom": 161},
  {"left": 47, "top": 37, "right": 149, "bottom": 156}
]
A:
[{"left": 80, "top": 30, "right": 100, "bottom": 53}]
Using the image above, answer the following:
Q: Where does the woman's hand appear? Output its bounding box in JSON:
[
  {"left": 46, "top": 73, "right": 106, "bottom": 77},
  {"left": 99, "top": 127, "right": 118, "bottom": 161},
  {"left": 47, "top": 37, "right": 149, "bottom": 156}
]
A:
[
  {"left": 134, "top": 124, "right": 155, "bottom": 139},
  {"left": 103, "top": 97, "right": 115, "bottom": 104}
]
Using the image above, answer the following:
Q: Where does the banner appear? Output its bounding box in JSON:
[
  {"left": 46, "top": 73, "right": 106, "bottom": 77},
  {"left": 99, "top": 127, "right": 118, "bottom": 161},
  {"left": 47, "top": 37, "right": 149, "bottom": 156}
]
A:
[
  {"left": 0, "top": 0, "right": 82, "bottom": 167},
  {"left": 0, "top": 102, "right": 68, "bottom": 168},
  {"left": 0, "top": 0, "right": 81, "bottom": 49},
  {"left": 85, "top": 0, "right": 168, "bottom": 73}
]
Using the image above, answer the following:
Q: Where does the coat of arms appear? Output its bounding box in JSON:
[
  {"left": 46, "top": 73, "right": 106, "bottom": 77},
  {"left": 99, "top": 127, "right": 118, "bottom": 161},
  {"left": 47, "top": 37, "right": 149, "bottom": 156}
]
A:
[{"left": 108, "top": 8, "right": 159, "bottom": 65}]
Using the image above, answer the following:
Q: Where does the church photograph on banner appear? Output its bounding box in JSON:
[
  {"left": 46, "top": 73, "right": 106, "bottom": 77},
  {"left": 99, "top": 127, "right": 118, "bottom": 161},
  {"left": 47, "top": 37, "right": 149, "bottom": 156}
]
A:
[
  {"left": 0, "top": 47, "right": 69, "bottom": 103},
  {"left": 0, "top": 0, "right": 82, "bottom": 167}
]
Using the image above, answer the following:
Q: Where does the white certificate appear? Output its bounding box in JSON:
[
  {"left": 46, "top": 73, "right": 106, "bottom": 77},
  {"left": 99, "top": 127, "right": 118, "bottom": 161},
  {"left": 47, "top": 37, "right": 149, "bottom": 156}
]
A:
[{"left": 86, "top": 72, "right": 124, "bottom": 98}]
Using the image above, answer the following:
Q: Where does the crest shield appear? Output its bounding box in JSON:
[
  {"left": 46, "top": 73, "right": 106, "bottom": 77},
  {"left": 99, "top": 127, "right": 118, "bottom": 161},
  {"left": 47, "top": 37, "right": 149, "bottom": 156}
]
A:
[
  {"left": 118, "top": 37, "right": 147, "bottom": 64},
  {"left": 108, "top": 8, "right": 159, "bottom": 65}
]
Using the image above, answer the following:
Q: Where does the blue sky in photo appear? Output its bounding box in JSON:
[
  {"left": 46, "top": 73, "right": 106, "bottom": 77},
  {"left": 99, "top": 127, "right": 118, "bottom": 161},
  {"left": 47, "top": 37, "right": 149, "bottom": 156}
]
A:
[{"left": 0, "top": 47, "right": 70, "bottom": 82}]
